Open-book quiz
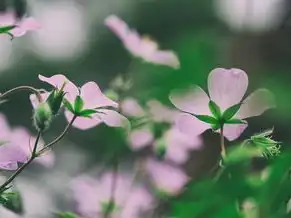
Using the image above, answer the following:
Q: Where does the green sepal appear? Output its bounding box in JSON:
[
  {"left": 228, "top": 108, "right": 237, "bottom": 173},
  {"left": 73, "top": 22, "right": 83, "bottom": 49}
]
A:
[
  {"left": 0, "top": 189, "right": 23, "bottom": 215},
  {"left": 63, "top": 98, "right": 74, "bottom": 113},
  {"left": 54, "top": 212, "right": 79, "bottom": 218},
  {"left": 225, "top": 119, "right": 247, "bottom": 125},
  {"left": 46, "top": 89, "right": 66, "bottom": 115},
  {"left": 222, "top": 103, "right": 241, "bottom": 121},
  {"left": 194, "top": 114, "right": 218, "bottom": 125},
  {"left": 74, "top": 96, "right": 84, "bottom": 114},
  {"left": 78, "top": 109, "right": 97, "bottom": 118},
  {"left": 208, "top": 100, "right": 221, "bottom": 119}
]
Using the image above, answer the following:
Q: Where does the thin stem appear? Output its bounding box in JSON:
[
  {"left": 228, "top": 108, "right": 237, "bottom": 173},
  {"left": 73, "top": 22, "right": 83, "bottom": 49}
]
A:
[
  {"left": 37, "top": 115, "right": 77, "bottom": 155},
  {"left": 220, "top": 125, "right": 226, "bottom": 158},
  {"left": 0, "top": 131, "right": 42, "bottom": 193},
  {"left": 0, "top": 86, "right": 42, "bottom": 102}
]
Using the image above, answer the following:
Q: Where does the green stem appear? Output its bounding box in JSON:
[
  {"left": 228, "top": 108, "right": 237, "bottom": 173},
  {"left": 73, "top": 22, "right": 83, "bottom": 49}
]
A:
[
  {"left": 0, "top": 86, "right": 42, "bottom": 102},
  {"left": 220, "top": 125, "right": 226, "bottom": 158},
  {"left": 0, "top": 131, "right": 42, "bottom": 193}
]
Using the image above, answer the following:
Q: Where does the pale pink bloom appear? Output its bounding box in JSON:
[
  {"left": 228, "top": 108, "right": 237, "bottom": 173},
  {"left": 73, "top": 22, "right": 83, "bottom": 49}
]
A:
[
  {"left": 0, "top": 113, "right": 54, "bottom": 170},
  {"left": 70, "top": 172, "right": 153, "bottom": 218},
  {"left": 33, "top": 74, "right": 128, "bottom": 130},
  {"left": 0, "top": 11, "right": 40, "bottom": 37},
  {"left": 170, "top": 68, "right": 275, "bottom": 141},
  {"left": 105, "top": 15, "right": 180, "bottom": 69},
  {"left": 146, "top": 159, "right": 189, "bottom": 195}
]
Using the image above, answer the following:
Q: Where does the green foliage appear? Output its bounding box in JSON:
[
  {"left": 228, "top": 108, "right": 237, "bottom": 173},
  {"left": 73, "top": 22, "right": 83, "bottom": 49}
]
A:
[
  {"left": 209, "top": 100, "right": 221, "bottom": 119},
  {"left": 0, "top": 188, "right": 23, "bottom": 215},
  {"left": 54, "top": 212, "right": 79, "bottom": 218},
  {"left": 222, "top": 103, "right": 242, "bottom": 121},
  {"left": 74, "top": 96, "right": 84, "bottom": 114}
]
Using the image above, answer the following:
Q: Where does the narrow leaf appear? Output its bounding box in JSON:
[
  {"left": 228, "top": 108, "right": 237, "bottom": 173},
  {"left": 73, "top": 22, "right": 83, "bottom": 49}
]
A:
[
  {"left": 225, "top": 119, "right": 247, "bottom": 125},
  {"left": 194, "top": 114, "right": 218, "bottom": 125},
  {"left": 208, "top": 100, "right": 221, "bottom": 119},
  {"left": 79, "top": 109, "right": 97, "bottom": 118},
  {"left": 0, "top": 25, "right": 16, "bottom": 33},
  {"left": 74, "top": 96, "right": 84, "bottom": 113},
  {"left": 222, "top": 103, "right": 241, "bottom": 121}
]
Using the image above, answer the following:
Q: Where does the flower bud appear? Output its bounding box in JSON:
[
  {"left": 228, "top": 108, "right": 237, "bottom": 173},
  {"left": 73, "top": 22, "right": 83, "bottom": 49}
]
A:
[
  {"left": 46, "top": 89, "right": 65, "bottom": 116},
  {"left": 33, "top": 102, "right": 52, "bottom": 131}
]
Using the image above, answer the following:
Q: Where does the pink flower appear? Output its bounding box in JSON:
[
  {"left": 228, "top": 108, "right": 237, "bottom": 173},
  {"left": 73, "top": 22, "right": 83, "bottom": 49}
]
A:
[
  {"left": 146, "top": 158, "right": 189, "bottom": 195},
  {"left": 70, "top": 172, "right": 153, "bottom": 218},
  {"left": 105, "top": 15, "right": 180, "bottom": 69},
  {"left": 0, "top": 113, "right": 54, "bottom": 170},
  {"left": 170, "top": 68, "right": 275, "bottom": 141},
  {"left": 0, "top": 11, "right": 40, "bottom": 38},
  {"left": 31, "top": 74, "right": 128, "bottom": 130}
]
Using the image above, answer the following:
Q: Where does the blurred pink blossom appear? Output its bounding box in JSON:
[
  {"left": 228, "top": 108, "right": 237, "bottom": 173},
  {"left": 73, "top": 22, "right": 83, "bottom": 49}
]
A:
[
  {"left": 170, "top": 68, "right": 275, "bottom": 141},
  {"left": 70, "top": 172, "right": 153, "bottom": 218},
  {"left": 105, "top": 15, "right": 180, "bottom": 69},
  {"left": 0, "top": 113, "right": 54, "bottom": 170},
  {"left": 31, "top": 74, "right": 128, "bottom": 130},
  {"left": 146, "top": 158, "right": 189, "bottom": 195},
  {"left": 0, "top": 11, "right": 40, "bottom": 38}
]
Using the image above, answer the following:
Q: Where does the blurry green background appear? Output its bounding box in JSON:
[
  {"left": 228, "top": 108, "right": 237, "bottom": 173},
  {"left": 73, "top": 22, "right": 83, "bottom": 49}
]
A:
[{"left": 0, "top": 0, "right": 290, "bottom": 217}]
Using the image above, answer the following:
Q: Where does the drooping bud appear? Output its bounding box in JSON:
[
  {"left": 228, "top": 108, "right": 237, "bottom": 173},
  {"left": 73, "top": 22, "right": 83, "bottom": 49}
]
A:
[{"left": 33, "top": 102, "right": 52, "bottom": 131}]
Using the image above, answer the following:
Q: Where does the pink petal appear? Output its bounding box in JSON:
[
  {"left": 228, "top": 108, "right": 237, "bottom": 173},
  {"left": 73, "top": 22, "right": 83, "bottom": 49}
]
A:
[
  {"left": 145, "top": 50, "right": 180, "bottom": 69},
  {"left": 94, "top": 109, "right": 129, "bottom": 128},
  {"left": 176, "top": 113, "right": 210, "bottom": 136},
  {"left": 0, "top": 143, "right": 28, "bottom": 167},
  {"left": 147, "top": 100, "right": 179, "bottom": 123},
  {"left": 0, "top": 11, "right": 15, "bottom": 26},
  {"left": 0, "top": 162, "right": 18, "bottom": 170},
  {"left": 80, "top": 82, "right": 118, "bottom": 109},
  {"left": 121, "top": 98, "right": 146, "bottom": 117},
  {"left": 236, "top": 88, "right": 275, "bottom": 119},
  {"left": 129, "top": 128, "right": 154, "bottom": 150},
  {"left": 146, "top": 159, "right": 189, "bottom": 195},
  {"left": 222, "top": 123, "right": 248, "bottom": 141},
  {"left": 29, "top": 92, "right": 49, "bottom": 109},
  {"left": 208, "top": 68, "right": 248, "bottom": 111},
  {"left": 169, "top": 85, "right": 211, "bottom": 115},
  {"left": 38, "top": 74, "right": 79, "bottom": 103},
  {"left": 65, "top": 110, "right": 101, "bottom": 130},
  {"left": 164, "top": 144, "right": 189, "bottom": 164},
  {"left": 20, "top": 17, "right": 41, "bottom": 31}
]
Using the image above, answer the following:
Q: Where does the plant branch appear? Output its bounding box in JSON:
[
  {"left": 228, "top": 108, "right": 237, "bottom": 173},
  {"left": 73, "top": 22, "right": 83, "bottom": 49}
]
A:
[{"left": 0, "top": 86, "right": 42, "bottom": 102}]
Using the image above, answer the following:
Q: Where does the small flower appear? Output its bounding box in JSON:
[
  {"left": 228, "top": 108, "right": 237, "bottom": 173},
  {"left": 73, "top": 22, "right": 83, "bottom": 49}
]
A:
[
  {"left": 0, "top": 11, "right": 40, "bottom": 39},
  {"left": 105, "top": 15, "right": 180, "bottom": 69},
  {"left": 170, "top": 68, "right": 275, "bottom": 141},
  {"left": 70, "top": 172, "right": 153, "bottom": 218},
  {"left": 31, "top": 74, "right": 128, "bottom": 130},
  {"left": 0, "top": 113, "right": 54, "bottom": 170}
]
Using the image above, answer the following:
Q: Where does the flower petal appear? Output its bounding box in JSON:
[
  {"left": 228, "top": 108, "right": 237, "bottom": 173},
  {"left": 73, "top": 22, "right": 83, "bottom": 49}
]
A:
[
  {"left": 38, "top": 74, "right": 79, "bottom": 103},
  {"left": 129, "top": 128, "right": 154, "bottom": 150},
  {"left": 208, "top": 68, "right": 248, "bottom": 111},
  {"left": 222, "top": 123, "right": 248, "bottom": 141},
  {"left": 80, "top": 82, "right": 118, "bottom": 109},
  {"left": 0, "top": 143, "right": 28, "bottom": 165},
  {"left": 29, "top": 92, "right": 49, "bottom": 109},
  {"left": 147, "top": 100, "right": 179, "bottom": 123},
  {"left": 169, "top": 85, "right": 211, "bottom": 115},
  {"left": 121, "top": 98, "right": 146, "bottom": 117},
  {"left": 94, "top": 109, "right": 129, "bottom": 128},
  {"left": 236, "top": 89, "right": 275, "bottom": 119},
  {"left": 145, "top": 50, "right": 180, "bottom": 69},
  {"left": 0, "top": 11, "right": 15, "bottom": 26},
  {"left": 65, "top": 110, "right": 101, "bottom": 130},
  {"left": 176, "top": 113, "right": 210, "bottom": 136}
]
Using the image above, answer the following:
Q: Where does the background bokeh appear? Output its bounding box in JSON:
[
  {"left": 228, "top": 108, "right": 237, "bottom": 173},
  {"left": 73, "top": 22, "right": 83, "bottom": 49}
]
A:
[{"left": 0, "top": 0, "right": 290, "bottom": 217}]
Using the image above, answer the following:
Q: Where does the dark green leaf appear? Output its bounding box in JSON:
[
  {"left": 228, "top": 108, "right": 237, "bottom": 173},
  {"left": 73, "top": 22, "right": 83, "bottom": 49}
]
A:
[
  {"left": 0, "top": 25, "right": 16, "bottom": 33},
  {"left": 225, "top": 119, "right": 247, "bottom": 124},
  {"left": 208, "top": 100, "right": 221, "bottom": 119},
  {"left": 194, "top": 114, "right": 218, "bottom": 125},
  {"left": 211, "top": 123, "right": 220, "bottom": 130},
  {"left": 79, "top": 109, "right": 97, "bottom": 117},
  {"left": 222, "top": 103, "right": 241, "bottom": 121},
  {"left": 74, "top": 96, "right": 84, "bottom": 113},
  {"left": 63, "top": 98, "right": 74, "bottom": 113},
  {"left": 0, "top": 189, "right": 23, "bottom": 215}
]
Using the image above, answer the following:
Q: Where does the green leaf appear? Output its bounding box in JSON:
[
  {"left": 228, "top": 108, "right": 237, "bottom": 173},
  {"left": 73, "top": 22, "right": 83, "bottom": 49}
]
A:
[
  {"left": 225, "top": 119, "right": 247, "bottom": 124},
  {"left": 0, "top": 25, "right": 16, "bottom": 33},
  {"left": 208, "top": 100, "right": 221, "bottom": 119},
  {"left": 63, "top": 99, "right": 74, "bottom": 113},
  {"left": 0, "top": 189, "right": 23, "bottom": 215},
  {"left": 194, "top": 114, "right": 218, "bottom": 125},
  {"left": 54, "top": 212, "right": 79, "bottom": 218},
  {"left": 222, "top": 103, "right": 241, "bottom": 121},
  {"left": 79, "top": 109, "right": 97, "bottom": 117},
  {"left": 74, "top": 96, "right": 84, "bottom": 113}
]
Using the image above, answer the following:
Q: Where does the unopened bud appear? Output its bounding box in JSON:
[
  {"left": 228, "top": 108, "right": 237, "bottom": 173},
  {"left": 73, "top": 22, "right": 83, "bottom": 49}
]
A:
[
  {"left": 46, "top": 89, "right": 65, "bottom": 115},
  {"left": 33, "top": 102, "right": 52, "bottom": 131}
]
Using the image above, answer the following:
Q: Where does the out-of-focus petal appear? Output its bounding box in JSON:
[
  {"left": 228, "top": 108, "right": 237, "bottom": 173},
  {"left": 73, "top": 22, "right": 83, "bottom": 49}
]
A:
[
  {"left": 169, "top": 85, "right": 211, "bottom": 115},
  {"left": 176, "top": 113, "right": 210, "bottom": 136},
  {"left": 222, "top": 123, "right": 248, "bottom": 141},
  {"left": 38, "top": 74, "right": 79, "bottom": 103},
  {"left": 146, "top": 50, "right": 180, "bottom": 69},
  {"left": 236, "top": 88, "right": 276, "bottom": 119},
  {"left": 146, "top": 159, "right": 189, "bottom": 195},
  {"left": 94, "top": 109, "right": 129, "bottom": 128},
  {"left": 121, "top": 98, "right": 146, "bottom": 117},
  {"left": 147, "top": 100, "right": 179, "bottom": 123},
  {"left": 129, "top": 128, "right": 154, "bottom": 150},
  {"left": 80, "top": 82, "right": 118, "bottom": 109},
  {"left": 0, "top": 143, "right": 28, "bottom": 169},
  {"left": 35, "top": 147, "right": 55, "bottom": 168},
  {"left": 105, "top": 15, "right": 130, "bottom": 42},
  {"left": 11, "top": 17, "right": 41, "bottom": 37},
  {"left": 0, "top": 11, "right": 15, "bottom": 26},
  {"left": 208, "top": 68, "right": 248, "bottom": 111},
  {"left": 29, "top": 92, "right": 49, "bottom": 109},
  {"left": 164, "top": 144, "right": 189, "bottom": 164},
  {"left": 65, "top": 110, "right": 101, "bottom": 130}
]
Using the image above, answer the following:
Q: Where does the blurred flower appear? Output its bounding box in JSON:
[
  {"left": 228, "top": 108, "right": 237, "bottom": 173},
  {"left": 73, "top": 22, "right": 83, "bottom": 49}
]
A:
[
  {"left": 170, "top": 68, "right": 275, "bottom": 141},
  {"left": 33, "top": 74, "right": 128, "bottom": 130},
  {"left": 105, "top": 15, "right": 180, "bottom": 69},
  {"left": 146, "top": 158, "right": 189, "bottom": 195},
  {"left": 0, "top": 113, "right": 54, "bottom": 170},
  {"left": 70, "top": 172, "right": 153, "bottom": 218}
]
